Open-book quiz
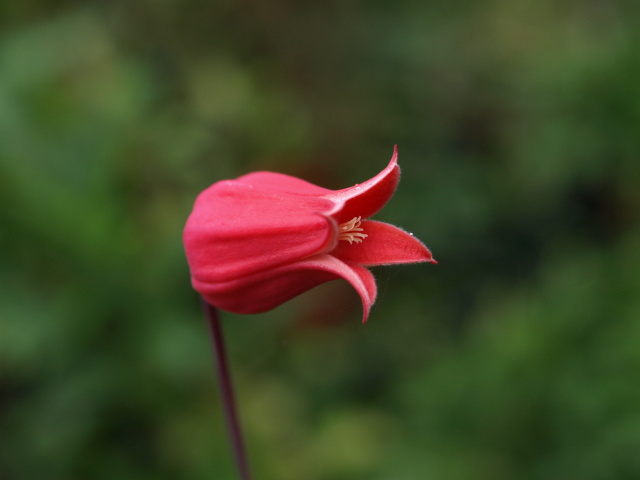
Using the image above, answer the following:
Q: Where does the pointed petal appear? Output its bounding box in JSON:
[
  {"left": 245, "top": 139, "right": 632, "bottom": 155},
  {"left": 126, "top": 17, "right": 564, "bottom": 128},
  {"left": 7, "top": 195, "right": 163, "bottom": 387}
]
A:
[
  {"left": 236, "top": 171, "right": 333, "bottom": 195},
  {"left": 184, "top": 180, "right": 340, "bottom": 283},
  {"left": 323, "top": 146, "right": 400, "bottom": 222},
  {"left": 193, "top": 254, "right": 377, "bottom": 323},
  {"left": 332, "top": 220, "right": 437, "bottom": 266}
]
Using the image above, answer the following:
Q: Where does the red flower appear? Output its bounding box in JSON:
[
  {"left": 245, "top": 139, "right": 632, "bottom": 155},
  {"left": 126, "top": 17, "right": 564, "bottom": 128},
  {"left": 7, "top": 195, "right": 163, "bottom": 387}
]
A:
[{"left": 183, "top": 146, "right": 436, "bottom": 322}]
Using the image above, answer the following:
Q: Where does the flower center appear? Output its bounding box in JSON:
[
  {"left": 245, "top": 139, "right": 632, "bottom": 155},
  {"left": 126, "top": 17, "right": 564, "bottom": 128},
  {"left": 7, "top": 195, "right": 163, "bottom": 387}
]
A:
[{"left": 338, "top": 216, "right": 368, "bottom": 244}]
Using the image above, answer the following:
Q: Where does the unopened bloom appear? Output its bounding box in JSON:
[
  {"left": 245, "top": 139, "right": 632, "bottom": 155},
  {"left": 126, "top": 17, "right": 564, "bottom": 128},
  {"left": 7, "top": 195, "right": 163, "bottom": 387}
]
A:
[{"left": 183, "top": 146, "right": 436, "bottom": 322}]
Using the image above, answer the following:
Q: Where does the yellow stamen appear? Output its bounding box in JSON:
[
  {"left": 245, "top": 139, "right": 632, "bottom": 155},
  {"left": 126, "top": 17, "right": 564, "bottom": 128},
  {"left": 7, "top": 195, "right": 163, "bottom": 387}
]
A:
[{"left": 338, "top": 216, "right": 368, "bottom": 244}]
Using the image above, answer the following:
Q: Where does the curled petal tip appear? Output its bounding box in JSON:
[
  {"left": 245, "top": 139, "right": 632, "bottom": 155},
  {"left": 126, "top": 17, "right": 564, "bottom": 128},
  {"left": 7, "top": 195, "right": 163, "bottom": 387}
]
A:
[{"left": 325, "top": 149, "right": 401, "bottom": 221}]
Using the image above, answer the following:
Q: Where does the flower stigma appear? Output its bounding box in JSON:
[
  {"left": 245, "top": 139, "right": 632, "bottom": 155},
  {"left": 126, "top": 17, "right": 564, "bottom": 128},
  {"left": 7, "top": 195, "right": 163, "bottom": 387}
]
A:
[{"left": 338, "top": 216, "right": 368, "bottom": 244}]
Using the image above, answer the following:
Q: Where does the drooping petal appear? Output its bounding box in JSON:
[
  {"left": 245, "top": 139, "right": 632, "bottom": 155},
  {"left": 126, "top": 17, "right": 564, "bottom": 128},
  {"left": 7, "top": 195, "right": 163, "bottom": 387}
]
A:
[
  {"left": 332, "top": 220, "right": 437, "bottom": 266},
  {"left": 323, "top": 146, "right": 400, "bottom": 222},
  {"left": 184, "top": 180, "right": 340, "bottom": 283},
  {"left": 235, "top": 171, "right": 333, "bottom": 196},
  {"left": 192, "top": 254, "right": 377, "bottom": 323}
]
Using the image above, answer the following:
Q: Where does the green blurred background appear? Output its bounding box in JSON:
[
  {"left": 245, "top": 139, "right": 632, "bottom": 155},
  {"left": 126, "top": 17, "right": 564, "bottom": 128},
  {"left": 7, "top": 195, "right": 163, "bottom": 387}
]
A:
[{"left": 2, "top": 1, "right": 640, "bottom": 479}]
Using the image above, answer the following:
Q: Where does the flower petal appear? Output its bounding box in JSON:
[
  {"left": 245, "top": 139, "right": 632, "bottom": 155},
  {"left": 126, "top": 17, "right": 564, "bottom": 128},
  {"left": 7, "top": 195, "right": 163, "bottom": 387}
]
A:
[
  {"left": 332, "top": 220, "right": 437, "bottom": 266},
  {"left": 323, "top": 146, "right": 400, "bottom": 222},
  {"left": 193, "top": 254, "right": 377, "bottom": 323},
  {"left": 184, "top": 180, "right": 340, "bottom": 283},
  {"left": 236, "top": 171, "right": 333, "bottom": 195}
]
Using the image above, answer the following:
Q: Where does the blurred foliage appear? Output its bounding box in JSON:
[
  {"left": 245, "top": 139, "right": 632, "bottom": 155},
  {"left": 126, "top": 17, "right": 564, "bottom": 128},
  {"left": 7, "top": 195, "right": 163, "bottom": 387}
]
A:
[{"left": 1, "top": 1, "right": 640, "bottom": 479}]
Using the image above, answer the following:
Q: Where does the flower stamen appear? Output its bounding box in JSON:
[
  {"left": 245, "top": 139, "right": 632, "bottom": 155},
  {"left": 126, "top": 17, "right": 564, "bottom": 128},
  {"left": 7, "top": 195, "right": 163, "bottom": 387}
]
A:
[{"left": 338, "top": 216, "right": 368, "bottom": 244}]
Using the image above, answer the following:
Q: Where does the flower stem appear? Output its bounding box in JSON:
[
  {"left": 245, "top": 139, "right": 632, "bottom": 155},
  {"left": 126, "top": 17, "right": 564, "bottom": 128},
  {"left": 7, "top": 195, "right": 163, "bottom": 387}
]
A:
[{"left": 201, "top": 299, "right": 252, "bottom": 480}]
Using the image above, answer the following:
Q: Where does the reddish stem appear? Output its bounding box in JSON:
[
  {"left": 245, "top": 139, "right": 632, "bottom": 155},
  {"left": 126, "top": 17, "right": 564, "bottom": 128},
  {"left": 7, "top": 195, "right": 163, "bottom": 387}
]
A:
[{"left": 201, "top": 299, "right": 252, "bottom": 480}]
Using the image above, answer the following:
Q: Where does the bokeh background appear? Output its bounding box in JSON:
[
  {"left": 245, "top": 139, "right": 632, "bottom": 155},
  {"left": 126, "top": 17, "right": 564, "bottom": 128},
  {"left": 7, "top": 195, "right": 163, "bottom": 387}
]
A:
[{"left": 2, "top": 1, "right": 640, "bottom": 479}]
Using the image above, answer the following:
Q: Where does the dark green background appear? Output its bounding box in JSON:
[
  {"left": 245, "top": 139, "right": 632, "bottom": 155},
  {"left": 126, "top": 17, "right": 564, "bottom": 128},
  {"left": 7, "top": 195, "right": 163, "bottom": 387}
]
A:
[{"left": 2, "top": 1, "right": 640, "bottom": 479}]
